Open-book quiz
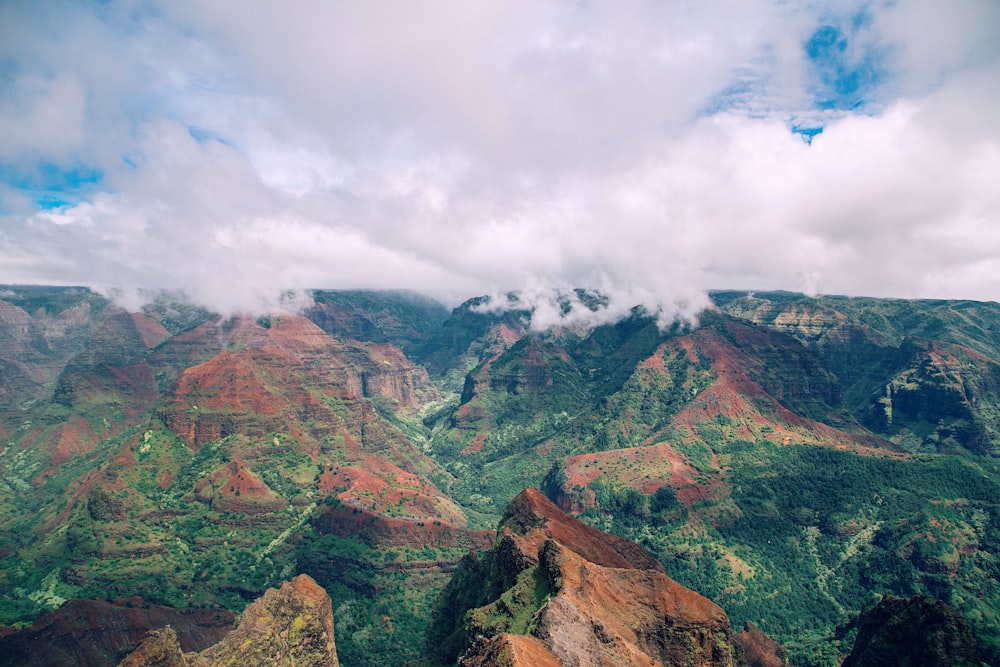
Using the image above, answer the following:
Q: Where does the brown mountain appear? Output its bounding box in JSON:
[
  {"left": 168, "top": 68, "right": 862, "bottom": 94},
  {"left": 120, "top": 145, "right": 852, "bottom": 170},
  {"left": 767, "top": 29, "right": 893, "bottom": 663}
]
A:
[
  {"left": 714, "top": 292, "right": 1000, "bottom": 454},
  {"left": 0, "top": 288, "right": 111, "bottom": 411},
  {"left": 149, "top": 313, "right": 457, "bottom": 520},
  {"left": 444, "top": 488, "right": 787, "bottom": 667}
]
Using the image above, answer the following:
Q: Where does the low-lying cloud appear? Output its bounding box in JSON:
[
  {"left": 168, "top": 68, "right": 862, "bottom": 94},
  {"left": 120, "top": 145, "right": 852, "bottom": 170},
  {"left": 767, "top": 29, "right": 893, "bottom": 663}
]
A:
[{"left": 1, "top": 0, "right": 999, "bottom": 322}]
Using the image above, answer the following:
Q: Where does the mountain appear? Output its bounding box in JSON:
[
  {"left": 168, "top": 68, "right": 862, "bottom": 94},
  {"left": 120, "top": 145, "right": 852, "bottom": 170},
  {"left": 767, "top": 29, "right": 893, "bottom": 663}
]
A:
[
  {"left": 305, "top": 289, "right": 449, "bottom": 356},
  {"left": 0, "top": 297, "right": 470, "bottom": 665},
  {"left": 2, "top": 287, "right": 1000, "bottom": 666},
  {"left": 424, "top": 296, "right": 1000, "bottom": 664},
  {"left": 119, "top": 574, "right": 338, "bottom": 666},
  {"left": 430, "top": 487, "right": 787, "bottom": 667},
  {"left": 714, "top": 291, "right": 1000, "bottom": 455}
]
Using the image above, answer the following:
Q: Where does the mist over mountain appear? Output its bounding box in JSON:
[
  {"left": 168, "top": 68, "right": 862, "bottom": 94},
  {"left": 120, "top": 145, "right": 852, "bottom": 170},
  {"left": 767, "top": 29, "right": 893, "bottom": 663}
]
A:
[{"left": 3, "top": 2, "right": 1000, "bottom": 312}]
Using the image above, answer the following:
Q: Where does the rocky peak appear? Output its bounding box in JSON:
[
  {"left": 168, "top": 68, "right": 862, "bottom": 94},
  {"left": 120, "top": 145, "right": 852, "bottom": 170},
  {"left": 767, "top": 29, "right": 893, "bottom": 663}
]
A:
[
  {"left": 733, "top": 622, "right": 791, "bottom": 667},
  {"left": 499, "top": 486, "right": 663, "bottom": 571},
  {"left": 118, "top": 627, "right": 187, "bottom": 667},
  {"left": 120, "top": 574, "right": 339, "bottom": 667},
  {"left": 452, "top": 487, "right": 785, "bottom": 667}
]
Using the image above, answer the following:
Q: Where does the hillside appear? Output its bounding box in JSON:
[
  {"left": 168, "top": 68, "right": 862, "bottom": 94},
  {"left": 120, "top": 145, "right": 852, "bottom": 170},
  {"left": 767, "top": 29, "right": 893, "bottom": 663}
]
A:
[
  {"left": 431, "top": 487, "right": 785, "bottom": 667},
  {"left": 1, "top": 287, "right": 1000, "bottom": 665}
]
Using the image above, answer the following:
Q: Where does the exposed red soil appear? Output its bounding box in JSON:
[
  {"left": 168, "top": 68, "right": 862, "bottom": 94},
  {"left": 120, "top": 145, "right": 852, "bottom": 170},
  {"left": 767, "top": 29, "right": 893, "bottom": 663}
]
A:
[
  {"left": 460, "top": 634, "right": 563, "bottom": 667},
  {"left": 172, "top": 351, "right": 285, "bottom": 416},
  {"left": 348, "top": 339, "right": 410, "bottom": 366},
  {"left": 264, "top": 314, "right": 333, "bottom": 350},
  {"left": 109, "top": 364, "right": 160, "bottom": 409},
  {"left": 463, "top": 488, "right": 764, "bottom": 667},
  {"left": 559, "top": 441, "right": 706, "bottom": 512},
  {"left": 733, "top": 621, "right": 790, "bottom": 667},
  {"left": 318, "top": 457, "right": 465, "bottom": 526},
  {"left": 42, "top": 469, "right": 101, "bottom": 533},
  {"left": 565, "top": 442, "right": 697, "bottom": 492},
  {"left": 669, "top": 328, "right": 897, "bottom": 454},
  {"left": 158, "top": 314, "right": 438, "bottom": 458},
  {"left": 496, "top": 323, "right": 526, "bottom": 346},
  {"left": 128, "top": 312, "right": 170, "bottom": 349},
  {"left": 461, "top": 433, "right": 487, "bottom": 455},
  {"left": 160, "top": 349, "right": 295, "bottom": 450},
  {"left": 506, "top": 488, "right": 663, "bottom": 571},
  {"left": 44, "top": 416, "right": 100, "bottom": 467},
  {"left": 192, "top": 459, "right": 288, "bottom": 514},
  {"left": 0, "top": 300, "right": 38, "bottom": 349},
  {"left": 451, "top": 403, "right": 488, "bottom": 430},
  {"left": 155, "top": 471, "right": 172, "bottom": 490}
]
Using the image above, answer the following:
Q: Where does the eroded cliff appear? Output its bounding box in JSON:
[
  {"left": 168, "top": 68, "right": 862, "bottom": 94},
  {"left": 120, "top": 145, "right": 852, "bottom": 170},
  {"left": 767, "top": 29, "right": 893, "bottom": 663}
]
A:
[{"left": 436, "top": 487, "right": 786, "bottom": 667}]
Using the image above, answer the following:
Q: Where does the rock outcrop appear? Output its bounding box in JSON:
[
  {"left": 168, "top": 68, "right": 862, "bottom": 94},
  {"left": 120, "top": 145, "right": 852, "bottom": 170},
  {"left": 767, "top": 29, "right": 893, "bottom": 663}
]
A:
[
  {"left": 445, "top": 487, "right": 784, "bottom": 667},
  {"left": 119, "top": 575, "right": 339, "bottom": 667},
  {"left": 842, "top": 595, "right": 978, "bottom": 667},
  {"left": 118, "top": 628, "right": 187, "bottom": 667}
]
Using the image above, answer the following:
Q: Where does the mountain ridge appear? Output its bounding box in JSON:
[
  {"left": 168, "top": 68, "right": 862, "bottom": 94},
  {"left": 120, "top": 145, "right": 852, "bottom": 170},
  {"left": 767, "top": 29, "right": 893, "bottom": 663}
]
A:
[{"left": 1, "top": 287, "right": 999, "bottom": 665}]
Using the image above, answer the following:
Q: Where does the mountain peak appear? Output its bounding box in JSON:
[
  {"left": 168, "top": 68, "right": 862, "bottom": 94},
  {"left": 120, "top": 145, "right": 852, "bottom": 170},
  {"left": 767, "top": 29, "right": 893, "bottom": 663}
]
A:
[
  {"left": 453, "top": 487, "right": 784, "bottom": 666},
  {"left": 120, "top": 575, "right": 339, "bottom": 667},
  {"left": 500, "top": 487, "right": 662, "bottom": 571}
]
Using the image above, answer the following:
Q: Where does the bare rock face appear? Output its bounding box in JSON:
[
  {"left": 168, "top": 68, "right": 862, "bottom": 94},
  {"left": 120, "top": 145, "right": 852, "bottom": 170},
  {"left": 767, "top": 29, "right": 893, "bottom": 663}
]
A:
[
  {"left": 454, "top": 488, "right": 783, "bottom": 667},
  {"left": 117, "top": 628, "right": 187, "bottom": 667},
  {"left": 460, "top": 633, "right": 563, "bottom": 667},
  {"left": 191, "top": 574, "right": 338, "bottom": 667},
  {"left": 120, "top": 575, "right": 339, "bottom": 667}
]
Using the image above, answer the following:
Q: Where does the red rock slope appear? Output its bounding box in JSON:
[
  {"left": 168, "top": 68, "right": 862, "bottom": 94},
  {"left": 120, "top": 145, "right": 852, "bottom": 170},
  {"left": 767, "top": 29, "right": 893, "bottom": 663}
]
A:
[{"left": 457, "top": 488, "right": 788, "bottom": 667}]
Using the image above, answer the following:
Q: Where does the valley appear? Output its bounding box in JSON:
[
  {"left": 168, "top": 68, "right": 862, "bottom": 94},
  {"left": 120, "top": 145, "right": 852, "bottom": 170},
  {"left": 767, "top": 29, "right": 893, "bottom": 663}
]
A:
[{"left": 1, "top": 286, "right": 999, "bottom": 666}]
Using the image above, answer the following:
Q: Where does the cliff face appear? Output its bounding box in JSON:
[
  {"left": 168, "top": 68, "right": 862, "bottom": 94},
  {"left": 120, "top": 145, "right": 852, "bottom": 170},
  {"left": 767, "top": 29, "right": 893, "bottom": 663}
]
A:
[
  {"left": 120, "top": 575, "right": 339, "bottom": 667},
  {"left": 842, "top": 595, "right": 978, "bottom": 667},
  {"left": 447, "top": 488, "right": 785, "bottom": 667},
  {"left": 714, "top": 292, "right": 1000, "bottom": 455},
  {"left": 117, "top": 628, "right": 187, "bottom": 667}
]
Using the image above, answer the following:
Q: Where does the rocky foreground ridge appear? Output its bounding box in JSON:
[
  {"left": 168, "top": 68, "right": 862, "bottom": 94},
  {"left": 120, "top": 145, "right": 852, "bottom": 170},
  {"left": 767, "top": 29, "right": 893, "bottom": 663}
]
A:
[
  {"left": 436, "top": 487, "right": 787, "bottom": 667},
  {"left": 119, "top": 574, "right": 338, "bottom": 667}
]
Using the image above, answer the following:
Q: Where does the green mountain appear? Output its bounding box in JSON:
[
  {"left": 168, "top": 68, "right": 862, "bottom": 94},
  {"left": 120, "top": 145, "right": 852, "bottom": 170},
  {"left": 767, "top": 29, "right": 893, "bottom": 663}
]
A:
[{"left": 2, "top": 287, "right": 1000, "bottom": 666}]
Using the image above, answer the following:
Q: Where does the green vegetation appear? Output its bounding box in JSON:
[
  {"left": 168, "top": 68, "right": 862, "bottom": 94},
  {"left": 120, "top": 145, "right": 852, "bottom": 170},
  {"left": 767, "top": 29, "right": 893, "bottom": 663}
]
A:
[
  {"left": 5, "top": 287, "right": 1000, "bottom": 666},
  {"left": 297, "top": 530, "right": 473, "bottom": 667},
  {"left": 581, "top": 442, "right": 1000, "bottom": 666}
]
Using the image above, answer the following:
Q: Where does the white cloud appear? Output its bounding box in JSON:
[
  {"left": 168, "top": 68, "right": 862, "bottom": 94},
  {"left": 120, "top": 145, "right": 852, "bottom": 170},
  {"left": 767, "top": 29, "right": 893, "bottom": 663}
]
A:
[
  {"left": 0, "top": 0, "right": 999, "bottom": 320},
  {"left": 0, "top": 74, "right": 85, "bottom": 158}
]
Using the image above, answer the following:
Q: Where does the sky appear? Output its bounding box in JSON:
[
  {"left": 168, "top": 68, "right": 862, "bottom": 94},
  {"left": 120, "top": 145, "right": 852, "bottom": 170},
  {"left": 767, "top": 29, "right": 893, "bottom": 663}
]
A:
[{"left": 1, "top": 0, "right": 999, "bottom": 321}]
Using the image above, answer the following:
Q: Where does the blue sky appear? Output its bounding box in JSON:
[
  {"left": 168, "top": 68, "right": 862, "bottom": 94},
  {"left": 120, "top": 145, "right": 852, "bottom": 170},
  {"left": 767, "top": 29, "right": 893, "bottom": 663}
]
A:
[{"left": 1, "top": 0, "right": 999, "bottom": 317}]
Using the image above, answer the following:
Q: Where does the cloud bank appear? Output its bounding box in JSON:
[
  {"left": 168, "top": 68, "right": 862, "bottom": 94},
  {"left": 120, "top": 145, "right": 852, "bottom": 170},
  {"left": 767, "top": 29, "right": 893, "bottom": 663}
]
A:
[{"left": 1, "top": 0, "right": 999, "bottom": 319}]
